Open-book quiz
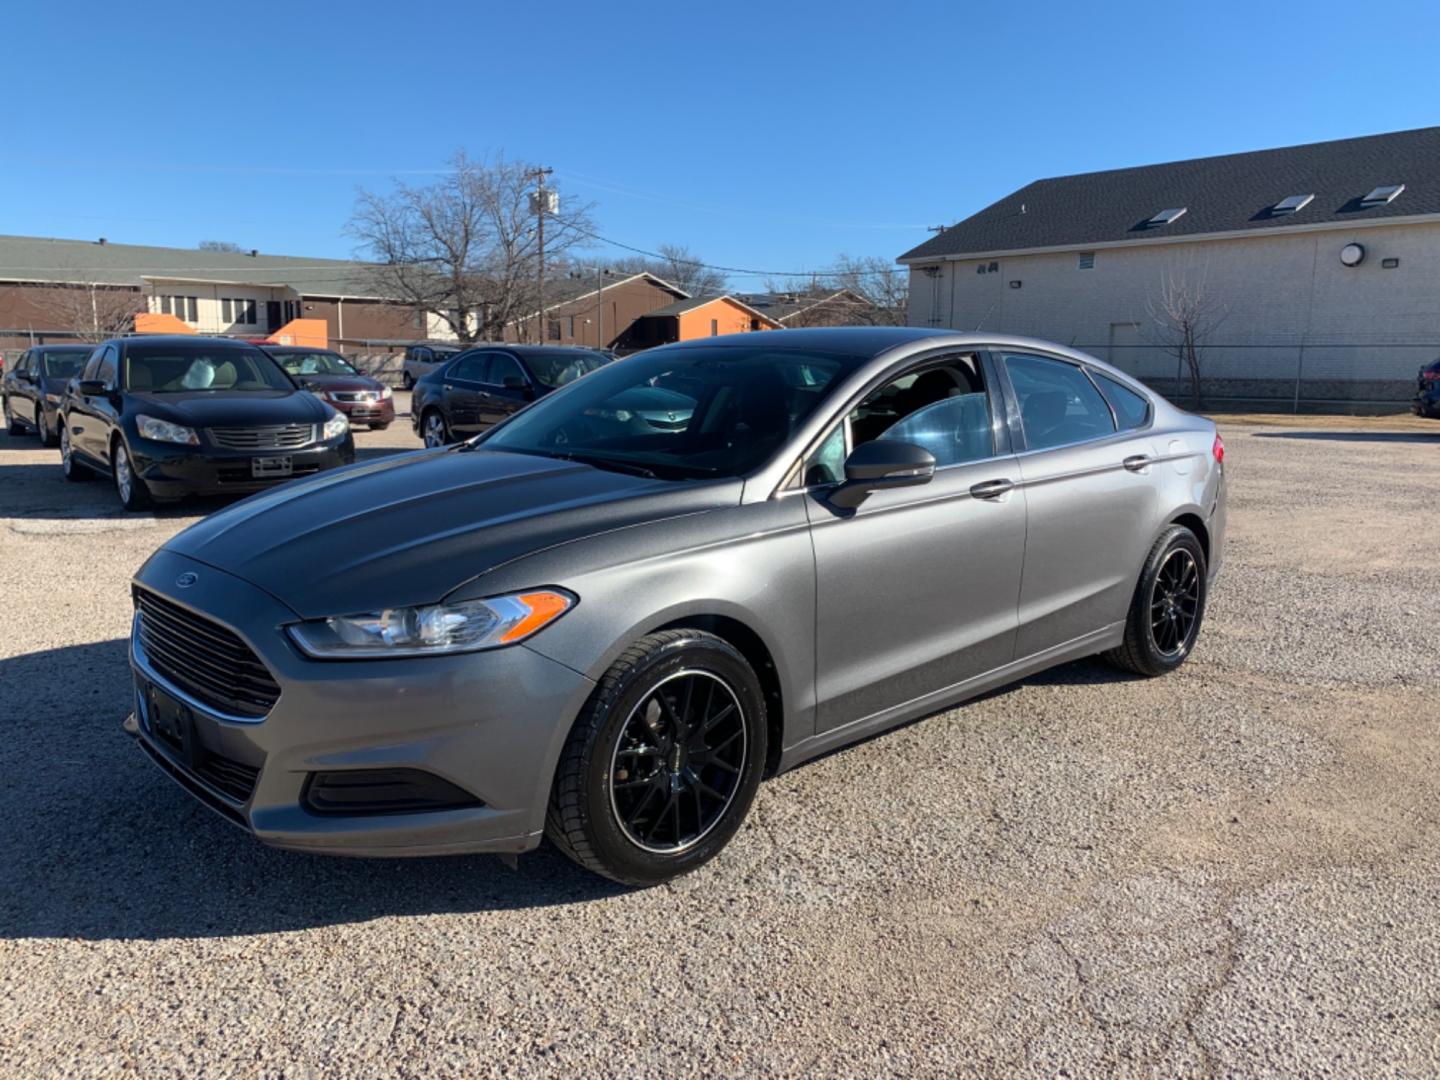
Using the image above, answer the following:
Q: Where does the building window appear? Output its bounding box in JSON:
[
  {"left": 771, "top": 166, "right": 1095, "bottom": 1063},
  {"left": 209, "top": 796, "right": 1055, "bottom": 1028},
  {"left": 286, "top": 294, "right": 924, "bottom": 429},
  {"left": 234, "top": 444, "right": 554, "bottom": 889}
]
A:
[
  {"left": 159, "top": 295, "right": 171, "bottom": 315},
  {"left": 1077, "top": 252, "right": 1095, "bottom": 270},
  {"left": 547, "top": 318, "right": 561, "bottom": 341},
  {"left": 710, "top": 318, "right": 719, "bottom": 336},
  {"left": 243, "top": 299, "right": 257, "bottom": 325},
  {"left": 567, "top": 315, "right": 575, "bottom": 338},
  {"left": 221, "top": 298, "right": 233, "bottom": 323},
  {"left": 186, "top": 296, "right": 198, "bottom": 321}
]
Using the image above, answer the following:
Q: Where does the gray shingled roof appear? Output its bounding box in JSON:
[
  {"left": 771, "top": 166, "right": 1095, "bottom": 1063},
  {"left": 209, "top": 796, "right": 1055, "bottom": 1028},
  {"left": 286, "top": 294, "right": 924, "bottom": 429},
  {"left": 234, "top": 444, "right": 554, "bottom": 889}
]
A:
[
  {"left": 899, "top": 127, "right": 1440, "bottom": 262},
  {"left": 0, "top": 234, "right": 385, "bottom": 297},
  {"left": 641, "top": 295, "right": 779, "bottom": 321}
]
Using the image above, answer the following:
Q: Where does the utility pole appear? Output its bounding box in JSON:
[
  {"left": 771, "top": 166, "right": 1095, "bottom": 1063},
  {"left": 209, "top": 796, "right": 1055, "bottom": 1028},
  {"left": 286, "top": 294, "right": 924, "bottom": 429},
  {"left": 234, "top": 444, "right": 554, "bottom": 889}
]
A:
[{"left": 528, "top": 167, "right": 555, "bottom": 344}]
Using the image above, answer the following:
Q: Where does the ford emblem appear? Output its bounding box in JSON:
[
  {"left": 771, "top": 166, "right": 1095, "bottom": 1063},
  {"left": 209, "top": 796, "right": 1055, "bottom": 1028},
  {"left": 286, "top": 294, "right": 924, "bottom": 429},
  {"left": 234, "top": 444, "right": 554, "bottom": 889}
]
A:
[{"left": 175, "top": 572, "right": 199, "bottom": 588}]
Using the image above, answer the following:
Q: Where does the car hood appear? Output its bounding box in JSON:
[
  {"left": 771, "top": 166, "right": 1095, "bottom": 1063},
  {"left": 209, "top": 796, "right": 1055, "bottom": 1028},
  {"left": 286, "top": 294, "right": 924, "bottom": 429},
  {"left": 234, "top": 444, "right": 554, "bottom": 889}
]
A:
[
  {"left": 41, "top": 375, "right": 72, "bottom": 395},
  {"left": 295, "top": 374, "right": 384, "bottom": 393},
  {"left": 128, "top": 390, "right": 327, "bottom": 427},
  {"left": 163, "top": 448, "right": 742, "bottom": 618}
]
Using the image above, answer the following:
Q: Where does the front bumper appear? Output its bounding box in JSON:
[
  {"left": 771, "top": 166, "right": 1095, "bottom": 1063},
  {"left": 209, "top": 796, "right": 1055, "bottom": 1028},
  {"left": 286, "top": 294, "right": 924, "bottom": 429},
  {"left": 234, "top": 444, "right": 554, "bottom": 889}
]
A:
[
  {"left": 125, "top": 549, "right": 595, "bottom": 856},
  {"left": 132, "top": 435, "right": 356, "bottom": 499}
]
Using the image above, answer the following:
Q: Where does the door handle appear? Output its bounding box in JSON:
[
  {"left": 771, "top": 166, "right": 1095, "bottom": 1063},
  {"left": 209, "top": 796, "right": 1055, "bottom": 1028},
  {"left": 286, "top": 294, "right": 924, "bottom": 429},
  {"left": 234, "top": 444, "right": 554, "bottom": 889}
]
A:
[
  {"left": 1122, "top": 454, "right": 1151, "bottom": 472},
  {"left": 969, "top": 478, "right": 1014, "bottom": 500}
]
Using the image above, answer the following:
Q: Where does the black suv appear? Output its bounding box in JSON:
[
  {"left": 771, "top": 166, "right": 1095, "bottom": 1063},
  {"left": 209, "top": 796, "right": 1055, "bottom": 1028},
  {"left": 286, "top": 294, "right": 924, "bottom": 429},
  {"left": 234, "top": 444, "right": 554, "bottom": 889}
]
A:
[
  {"left": 1414, "top": 358, "right": 1440, "bottom": 419},
  {"left": 60, "top": 336, "right": 355, "bottom": 510},
  {"left": 2, "top": 343, "right": 95, "bottom": 446},
  {"left": 410, "top": 344, "right": 611, "bottom": 447}
]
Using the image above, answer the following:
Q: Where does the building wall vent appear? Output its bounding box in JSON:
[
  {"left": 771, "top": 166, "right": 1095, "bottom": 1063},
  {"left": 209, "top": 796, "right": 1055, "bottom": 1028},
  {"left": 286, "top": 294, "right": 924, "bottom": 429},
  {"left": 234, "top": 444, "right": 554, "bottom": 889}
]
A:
[{"left": 1077, "top": 252, "right": 1095, "bottom": 270}]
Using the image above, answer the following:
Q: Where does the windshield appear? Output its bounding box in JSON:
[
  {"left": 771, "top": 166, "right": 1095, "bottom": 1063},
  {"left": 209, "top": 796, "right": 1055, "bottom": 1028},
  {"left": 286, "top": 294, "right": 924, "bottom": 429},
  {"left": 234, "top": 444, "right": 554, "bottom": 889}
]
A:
[
  {"left": 40, "top": 350, "right": 91, "bottom": 378},
  {"left": 270, "top": 350, "right": 359, "bottom": 377},
  {"left": 479, "top": 345, "right": 858, "bottom": 479},
  {"left": 524, "top": 349, "right": 611, "bottom": 388},
  {"left": 124, "top": 344, "right": 295, "bottom": 393}
]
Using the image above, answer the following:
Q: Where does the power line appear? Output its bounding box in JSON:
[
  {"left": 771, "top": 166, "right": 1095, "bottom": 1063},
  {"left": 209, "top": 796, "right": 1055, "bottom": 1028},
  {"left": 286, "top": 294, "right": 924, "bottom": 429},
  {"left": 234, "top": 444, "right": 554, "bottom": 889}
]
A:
[{"left": 568, "top": 226, "right": 905, "bottom": 279}]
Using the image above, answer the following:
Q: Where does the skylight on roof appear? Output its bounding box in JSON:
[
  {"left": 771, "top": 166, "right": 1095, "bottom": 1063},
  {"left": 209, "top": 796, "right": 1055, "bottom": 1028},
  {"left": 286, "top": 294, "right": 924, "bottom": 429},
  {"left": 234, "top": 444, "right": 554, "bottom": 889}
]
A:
[
  {"left": 1361, "top": 184, "right": 1404, "bottom": 207},
  {"left": 1146, "top": 207, "right": 1187, "bottom": 227},
  {"left": 1272, "top": 193, "right": 1314, "bottom": 215}
]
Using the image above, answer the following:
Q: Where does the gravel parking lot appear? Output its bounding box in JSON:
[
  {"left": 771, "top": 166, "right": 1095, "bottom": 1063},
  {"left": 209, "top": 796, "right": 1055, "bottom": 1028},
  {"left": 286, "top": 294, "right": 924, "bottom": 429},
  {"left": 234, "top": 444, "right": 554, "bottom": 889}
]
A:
[{"left": 1, "top": 402, "right": 1437, "bottom": 1077}]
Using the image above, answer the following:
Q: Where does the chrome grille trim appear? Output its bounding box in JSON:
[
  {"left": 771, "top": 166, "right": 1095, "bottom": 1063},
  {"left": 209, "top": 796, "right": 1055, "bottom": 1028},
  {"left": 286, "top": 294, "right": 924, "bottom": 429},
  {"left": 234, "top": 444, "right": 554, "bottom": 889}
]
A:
[{"left": 206, "top": 423, "right": 316, "bottom": 450}]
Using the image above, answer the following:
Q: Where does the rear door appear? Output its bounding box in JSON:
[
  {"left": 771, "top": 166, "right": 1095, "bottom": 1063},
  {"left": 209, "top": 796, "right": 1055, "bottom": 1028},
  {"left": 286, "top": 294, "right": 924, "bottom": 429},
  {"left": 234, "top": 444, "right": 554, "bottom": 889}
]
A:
[
  {"left": 5, "top": 350, "right": 34, "bottom": 416},
  {"left": 996, "top": 350, "right": 1162, "bottom": 659},
  {"left": 71, "top": 344, "right": 120, "bottom": 464},
  {"left": 442, "top": 351, "right": 490, "bottom": 435}
]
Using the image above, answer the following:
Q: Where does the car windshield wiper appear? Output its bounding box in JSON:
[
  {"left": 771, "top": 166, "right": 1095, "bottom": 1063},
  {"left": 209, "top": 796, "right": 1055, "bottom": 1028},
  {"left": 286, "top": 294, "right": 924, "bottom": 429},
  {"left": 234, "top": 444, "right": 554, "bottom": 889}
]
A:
[{"left": 549, "top": 452, "right": 660, "bottom": 479}]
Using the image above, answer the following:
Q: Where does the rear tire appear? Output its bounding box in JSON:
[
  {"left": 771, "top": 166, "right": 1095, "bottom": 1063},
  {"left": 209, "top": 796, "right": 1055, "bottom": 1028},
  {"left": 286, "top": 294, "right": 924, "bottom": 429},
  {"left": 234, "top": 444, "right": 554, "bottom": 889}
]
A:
[
  {"left": 546, "top": 630, "right": 767, "bottom": 886},
  {"left": 36, "top": 404, "right": 57, "bottom": 448},
  {"left": 370, "top": 422, "right": 391, "bottom": 431},
  {"left": 401, "top": 371, "right": 415, "bottom": 390},
  {"left": 1104, "top": 525, "right": 1207, "bottom": 677}
]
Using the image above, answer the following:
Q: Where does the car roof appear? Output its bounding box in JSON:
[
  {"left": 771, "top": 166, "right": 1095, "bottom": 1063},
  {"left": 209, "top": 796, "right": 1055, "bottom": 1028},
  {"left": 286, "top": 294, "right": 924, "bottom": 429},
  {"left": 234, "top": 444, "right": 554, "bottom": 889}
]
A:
[
  {"left": 33, "top": 343, "right": 94, "bottom": 352},
  {"left": 109, "top": 335, "right": 261, "bottom": 350}
]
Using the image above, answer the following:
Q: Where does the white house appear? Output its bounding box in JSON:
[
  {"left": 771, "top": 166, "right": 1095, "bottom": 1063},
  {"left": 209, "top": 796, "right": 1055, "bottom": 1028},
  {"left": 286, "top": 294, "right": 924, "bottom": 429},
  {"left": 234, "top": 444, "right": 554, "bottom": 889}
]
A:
[{"left": 897, "top": 127, "right": 1440, "bottom": 408}]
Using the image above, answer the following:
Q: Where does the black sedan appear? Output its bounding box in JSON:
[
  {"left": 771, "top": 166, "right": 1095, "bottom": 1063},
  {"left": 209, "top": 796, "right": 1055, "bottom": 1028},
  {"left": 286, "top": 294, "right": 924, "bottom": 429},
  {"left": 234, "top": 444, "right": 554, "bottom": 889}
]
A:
[
  {"left": 60, "top": 336, "right": 355, "bottom": 510},
  {"left": 2, "top": 343, "right": 95, "bottom": 446},
  {"left": 411, "top": 344, "right": 611, "bottom": 447},
  {"left": 1414, "top": 358, "right": 1440, "bottom": 419}
]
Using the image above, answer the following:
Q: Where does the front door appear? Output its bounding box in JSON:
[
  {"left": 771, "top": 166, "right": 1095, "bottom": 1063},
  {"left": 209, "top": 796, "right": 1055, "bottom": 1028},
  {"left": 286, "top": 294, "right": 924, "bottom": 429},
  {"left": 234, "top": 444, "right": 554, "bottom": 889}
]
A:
[
  {"left": 802, "top": 352, "right": 1027, "bottom": 733},
  {"left": 266, "top": 301, "right": 282, "bottom": 330},
  {"left": 442, "top": 351, "right": 490, "bottom": 435},
  {"left": 479, "top": 352, "right": 532, "bottom": 429}
]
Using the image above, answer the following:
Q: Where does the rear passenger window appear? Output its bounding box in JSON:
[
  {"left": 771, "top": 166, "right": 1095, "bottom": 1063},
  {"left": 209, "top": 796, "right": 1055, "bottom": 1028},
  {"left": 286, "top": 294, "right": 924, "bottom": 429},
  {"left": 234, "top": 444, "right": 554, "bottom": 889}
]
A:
[
  {"left": 1002, "top": 353, "right": 1115, "bottom": 451},
  {"left": 1092, "top": 371, "right": 1151, "bottom": 431}
]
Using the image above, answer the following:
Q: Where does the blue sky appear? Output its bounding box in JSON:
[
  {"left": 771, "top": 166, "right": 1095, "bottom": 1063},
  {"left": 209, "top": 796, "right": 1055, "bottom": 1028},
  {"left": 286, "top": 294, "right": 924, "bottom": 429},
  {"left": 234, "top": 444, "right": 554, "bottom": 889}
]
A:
[{"left": 6, "top": 0, "right": 1440, "bottom": 289}]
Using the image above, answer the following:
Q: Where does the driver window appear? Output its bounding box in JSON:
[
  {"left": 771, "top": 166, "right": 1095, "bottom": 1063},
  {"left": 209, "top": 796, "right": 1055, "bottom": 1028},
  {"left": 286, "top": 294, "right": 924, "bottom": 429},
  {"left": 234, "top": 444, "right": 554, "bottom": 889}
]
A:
[
  {"left": 488, "top": 354, "right": 525, "bottom": 387},
  {"left": 798, "top": 353, "right": 992, "bottom": 485}
]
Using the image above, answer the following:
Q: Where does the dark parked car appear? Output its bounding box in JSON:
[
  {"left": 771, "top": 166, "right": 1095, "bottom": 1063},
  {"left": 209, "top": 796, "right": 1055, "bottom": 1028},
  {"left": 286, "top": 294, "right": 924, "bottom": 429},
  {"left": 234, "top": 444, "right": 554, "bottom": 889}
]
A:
[
  {"left": 411, "top": 344, "right": 612, "bottom": 447},
  {"left": 60, "top": 336, "right": 354, "bottom": 510},
  {"left": 124, "top": 328, "right": 1225, "bottom": 885},
  {"left": 1414, "top": 358, "right": 1440, "bottom": 419},
  {"left": 265, "top": 346, "right": 395, "bottom": 430},
  {"left": 2, "top": 343, "right": 95, "bottom": 446}
]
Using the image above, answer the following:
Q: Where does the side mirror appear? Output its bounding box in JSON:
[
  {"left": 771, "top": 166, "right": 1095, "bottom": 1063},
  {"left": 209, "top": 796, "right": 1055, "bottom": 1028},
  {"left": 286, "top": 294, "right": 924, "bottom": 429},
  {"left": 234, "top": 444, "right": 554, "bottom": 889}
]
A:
[
  {"left": 78, "top": 379, "right": 109, "bottom": 396},
  {"left": 18, "top": 369, "right": 36, "bottom": 383},
  {"left": 829, "top": 440, "right": 936, "bottom": 509}
]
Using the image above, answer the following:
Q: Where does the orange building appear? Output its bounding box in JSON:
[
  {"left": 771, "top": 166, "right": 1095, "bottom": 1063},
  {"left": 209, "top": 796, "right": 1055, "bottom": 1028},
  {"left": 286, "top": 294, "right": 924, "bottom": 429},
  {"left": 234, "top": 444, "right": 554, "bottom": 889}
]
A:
[{"left": 616, "top": 295, "right": 781, "bottom": 351}]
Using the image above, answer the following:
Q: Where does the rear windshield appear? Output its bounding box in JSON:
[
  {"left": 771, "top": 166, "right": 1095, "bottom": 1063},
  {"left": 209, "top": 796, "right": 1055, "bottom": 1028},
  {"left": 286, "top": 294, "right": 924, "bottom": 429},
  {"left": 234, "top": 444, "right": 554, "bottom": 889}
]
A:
[
  {"left": 40, "top": 350, "right": 91, "bottom": 378},
  {"left": 270, "top": 350, "right": 358, "bottom": 376},
  {"left": 123, "top": 344, "right": 295, "bottom": 393}
]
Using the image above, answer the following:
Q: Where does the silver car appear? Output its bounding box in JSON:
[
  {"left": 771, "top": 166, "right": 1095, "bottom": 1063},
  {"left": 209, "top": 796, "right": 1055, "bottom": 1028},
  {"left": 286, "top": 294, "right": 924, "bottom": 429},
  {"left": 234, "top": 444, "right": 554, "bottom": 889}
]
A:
[{"left": 124, "top": 328, "right": 1225, "bottom": 885}]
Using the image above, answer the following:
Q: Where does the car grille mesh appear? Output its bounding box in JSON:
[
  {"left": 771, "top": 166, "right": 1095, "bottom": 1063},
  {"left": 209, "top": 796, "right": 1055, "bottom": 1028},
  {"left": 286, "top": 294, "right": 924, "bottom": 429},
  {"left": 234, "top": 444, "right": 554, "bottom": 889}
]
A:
[
  {"left": 332, "top": 391, "right": 380, "bottom": 403},
  {"left": 134, "top": 589, "right": 280, "bottom": 718},
  {"left": 207, "top": 423, "right": 315, "bottom": 449}
]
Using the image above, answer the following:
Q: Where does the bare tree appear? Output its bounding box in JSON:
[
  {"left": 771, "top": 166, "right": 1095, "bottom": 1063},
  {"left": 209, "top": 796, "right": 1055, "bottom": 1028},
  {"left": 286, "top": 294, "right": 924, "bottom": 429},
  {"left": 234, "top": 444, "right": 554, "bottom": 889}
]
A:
[
  {"left": 1148, "top": 266, "right": 1226, "bottom": 406},
  {"left": 821, "top": 254, "right": 908, "bottom": 326},
  {"left": 348, "top": 152, "right": 595, "bottom": 344},
  {"left": 600, "top": 244, "right": 728, "bottom": 298},
  {"left": 48, "top": 282, "right": 146, "bottom": 342},
  {"left": 198, "top": 240, "right": 244, "bottom": 252}
]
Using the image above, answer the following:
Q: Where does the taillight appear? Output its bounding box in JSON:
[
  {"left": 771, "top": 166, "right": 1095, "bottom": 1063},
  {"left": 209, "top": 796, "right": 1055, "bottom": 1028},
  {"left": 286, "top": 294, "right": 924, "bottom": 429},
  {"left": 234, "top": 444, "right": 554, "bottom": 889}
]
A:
[
  {"left": 1423, "top": 370, "right": 1440, "bottom": 382},
  {"left": 1212, "top": 433, "right": 1225, "bottom": 464}
]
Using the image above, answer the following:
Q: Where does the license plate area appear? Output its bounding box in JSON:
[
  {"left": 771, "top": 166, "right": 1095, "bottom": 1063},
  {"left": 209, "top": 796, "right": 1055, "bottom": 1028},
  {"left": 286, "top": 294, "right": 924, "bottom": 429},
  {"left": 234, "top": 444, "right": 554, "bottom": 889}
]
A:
[
  {"left": 251, "top": 455, "right": 293, "bottom": 478},
  {"left": 147, "top": 682, "right": 194, "bottom": 759}
]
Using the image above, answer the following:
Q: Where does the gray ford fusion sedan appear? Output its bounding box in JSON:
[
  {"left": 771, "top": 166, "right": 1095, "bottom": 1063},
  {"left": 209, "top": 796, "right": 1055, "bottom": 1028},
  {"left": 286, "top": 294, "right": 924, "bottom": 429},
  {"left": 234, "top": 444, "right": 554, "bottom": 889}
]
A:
[{"left": 125, "top": 327, "right": 1225, "bottom": 885}]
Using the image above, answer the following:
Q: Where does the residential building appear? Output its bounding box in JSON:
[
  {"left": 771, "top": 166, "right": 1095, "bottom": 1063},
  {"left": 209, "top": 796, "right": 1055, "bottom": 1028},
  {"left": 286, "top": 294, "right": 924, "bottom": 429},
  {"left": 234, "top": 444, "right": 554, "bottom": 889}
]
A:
[
  {"left": 616, "top": 295, "right": 782, "bottom": 351},
  {"left": 0, "top": 235, "right": 418, "bottom": 353},
  {"left": 502, "top": 272, "right": 690, "bottom": 349},
  {"left": 898, "top": 127, "right": 1440, "bottom": 406},
  {"left": 737, "top": 288, "right": 883, "bottom": 327}
]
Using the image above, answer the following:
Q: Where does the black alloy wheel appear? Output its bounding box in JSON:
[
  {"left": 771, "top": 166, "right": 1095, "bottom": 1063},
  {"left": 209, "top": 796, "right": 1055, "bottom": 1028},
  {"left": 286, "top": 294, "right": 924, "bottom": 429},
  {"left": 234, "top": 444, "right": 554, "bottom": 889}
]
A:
[
  {"left": 546, "top": 629, "right": 767, "bottom": 886},
  {"left": 60, "top": 420, "right": 91, "bottom": 481},
  {"left": 609, "top": 669, "right": 747, "bottom": 853},
  {"left": 1105, "top": 524, "right": 1207, "bottom": 676}
]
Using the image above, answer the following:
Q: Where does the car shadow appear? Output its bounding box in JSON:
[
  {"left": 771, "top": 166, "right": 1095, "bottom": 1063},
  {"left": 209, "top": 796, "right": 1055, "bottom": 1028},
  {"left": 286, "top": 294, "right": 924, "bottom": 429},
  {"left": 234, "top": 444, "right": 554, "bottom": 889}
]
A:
[
  {"left": 1251, "top": 430, "right": 1437, "bottom": 443},
  {"left": 0, "top": 639, "right": 626, "bottom": 942}
]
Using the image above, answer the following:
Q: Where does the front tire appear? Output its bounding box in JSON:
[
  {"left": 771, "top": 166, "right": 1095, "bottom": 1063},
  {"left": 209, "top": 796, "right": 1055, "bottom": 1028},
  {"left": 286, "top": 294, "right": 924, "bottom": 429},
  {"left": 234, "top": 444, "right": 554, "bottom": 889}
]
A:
[
  {"left": 1104, "top": 525, "right": 1207, "bottom": 676},
  {"left": 421, "top": 409, "right": 449, "bottom": 448},
  {"left": 401, "top": 371, "right": 415, "bottom": 390},
  {"left": 60, "top": 419, "right": 92, "bottom": 481},
  {"left": 370, "top": 422, "right": 391, "bottom": 431},
  {"left": 546, "top": 630, "right": 768, "bottom": 886},
  {"left": 112, "top": 439, "right": 153, "bottom": 511},
  {"left": 3, "top": 397, "right": 21, "bottom": 435}
]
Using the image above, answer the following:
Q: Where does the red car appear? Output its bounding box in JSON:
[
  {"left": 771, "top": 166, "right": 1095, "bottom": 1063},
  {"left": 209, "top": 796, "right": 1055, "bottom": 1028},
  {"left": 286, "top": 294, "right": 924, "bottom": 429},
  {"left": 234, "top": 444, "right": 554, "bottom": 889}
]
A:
[{"left": 265, "top": 347, "right": 395, "bottom": 430}]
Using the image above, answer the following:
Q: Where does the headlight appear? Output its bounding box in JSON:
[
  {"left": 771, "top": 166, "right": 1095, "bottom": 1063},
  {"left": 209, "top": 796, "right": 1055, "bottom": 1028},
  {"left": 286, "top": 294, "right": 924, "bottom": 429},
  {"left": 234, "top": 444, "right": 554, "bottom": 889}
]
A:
[
  {"left": 323, "top": 412, "right": 349, "bottom": 440},
  {"left": 44, "top": 392, "right": 62, "bottom": 405},
  {"left": 379, "top": 385, "right": 393, "bottom": 400},
  {"left": 136, "top": 414, "right": 199, "bottom": 446},
  {"left": 288, "top": 589, "right": 575, "bottom": 658}
]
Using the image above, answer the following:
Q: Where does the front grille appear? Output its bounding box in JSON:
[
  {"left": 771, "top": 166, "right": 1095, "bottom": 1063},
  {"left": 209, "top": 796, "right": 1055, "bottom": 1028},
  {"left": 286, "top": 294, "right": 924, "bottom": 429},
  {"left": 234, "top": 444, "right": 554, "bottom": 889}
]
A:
[
  {"left": 332, "top": 391, "right": 379, "bottom": 403},
  {"left": 134, "top": 589, "right": 280, "bottom": 718},
  {"left": 207, "top": 423, "right": 315, "bottom": 450}
]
